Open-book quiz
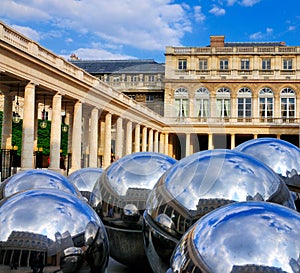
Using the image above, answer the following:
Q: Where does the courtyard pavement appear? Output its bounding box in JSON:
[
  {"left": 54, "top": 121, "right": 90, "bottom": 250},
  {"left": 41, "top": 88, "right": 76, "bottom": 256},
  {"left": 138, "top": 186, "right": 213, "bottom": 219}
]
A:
[{"left": 0, "top": 257, "right": 141, "bottom": 273}]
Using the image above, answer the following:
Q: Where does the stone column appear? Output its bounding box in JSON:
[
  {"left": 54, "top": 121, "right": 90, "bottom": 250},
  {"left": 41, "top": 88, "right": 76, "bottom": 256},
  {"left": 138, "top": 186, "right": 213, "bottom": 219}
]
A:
[
  {"left": 99, "top": 120, "right": 105, "bottom": 166},
  {"left": 159, "top": 133, "right": 164, "bottom": 153},
  {"left": 1, "top": 93, "right": 12, "bottom": 149},
  {"left": 115, "top": 117, "right": 123, "bottom": 159},
  {"left": 125, "top": 120, "right": 132, "bottom": 155},
  {"left": 103, "top": 112, "right": 112, "bottom": 169},
  {"left": 34, "top": 100, "right": 38, "bottom": 152},
  {"left": 231, "top": 134, "right": 236, "bottom": 149},
  {"left": 154, "top": 131, "right": 159, "bottom": 152},
  {"left": 134, "top": 124, "right": 140, "bottom": 152},
  {"left": 148, "top": 129, "right": 153, "bottom": 152},
  {"left": 82, "top": 114, "right": 89, "bottom": 168},
  {"left": 89, "top": 107, "right": 98, "bottom": 167},
  {"left": 65, "top": 108, "right": 73, "bottom": 171},
  {"left": 208, "top": 133, "right": 214, "bottom": 150},
  {"left": 70, "top": 101, "right": 82, "bottom": 173},
  {"left": 142, "top": 126, "right": 147, "bottom": 152},
  {"left": 21, "top": 82, "right": 36, "bottom": 170},
  {"left": 185, "top": 133, "right": 190, "bottom": 157},
  {"left": 49, "top": 93, "right": 62, "bottom": 172},
  {"left": 164, "top": 133, "right": 169, "bottom": 155}
]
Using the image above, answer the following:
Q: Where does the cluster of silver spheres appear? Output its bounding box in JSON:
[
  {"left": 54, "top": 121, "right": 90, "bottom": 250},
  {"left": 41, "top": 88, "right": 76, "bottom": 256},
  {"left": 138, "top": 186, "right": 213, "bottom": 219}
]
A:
[{"left": 1, "top": 140, "right": 300, "bottom": 273}]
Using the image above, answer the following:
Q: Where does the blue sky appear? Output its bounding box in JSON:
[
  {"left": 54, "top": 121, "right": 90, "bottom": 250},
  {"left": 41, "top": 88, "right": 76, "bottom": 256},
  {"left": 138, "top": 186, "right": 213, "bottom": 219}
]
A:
[{"left": 1, "top": 0, "right": 300, "bottom": 63}]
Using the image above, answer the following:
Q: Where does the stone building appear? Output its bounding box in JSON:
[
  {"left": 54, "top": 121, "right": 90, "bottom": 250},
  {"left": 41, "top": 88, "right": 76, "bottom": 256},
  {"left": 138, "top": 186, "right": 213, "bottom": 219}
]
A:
[
  {"left": 70, "top": 58, "right": 165, "bottom": 115},
  {"left": 163, "top": 35, "right": 300, "bottom": 154}
]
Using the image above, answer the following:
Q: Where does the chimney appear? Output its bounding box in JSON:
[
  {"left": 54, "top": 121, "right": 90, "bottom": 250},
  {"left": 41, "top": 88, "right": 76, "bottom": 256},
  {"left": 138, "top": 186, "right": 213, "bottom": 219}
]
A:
[{"left": 210, "top": 36, "right": 225, "bottom": 47}]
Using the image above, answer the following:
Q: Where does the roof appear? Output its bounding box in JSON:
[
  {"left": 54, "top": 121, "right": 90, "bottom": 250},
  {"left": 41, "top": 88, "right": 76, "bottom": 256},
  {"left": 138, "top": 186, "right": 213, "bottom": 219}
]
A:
[{"left": 70, "top": 59, "right": 165, "bottom": 74}]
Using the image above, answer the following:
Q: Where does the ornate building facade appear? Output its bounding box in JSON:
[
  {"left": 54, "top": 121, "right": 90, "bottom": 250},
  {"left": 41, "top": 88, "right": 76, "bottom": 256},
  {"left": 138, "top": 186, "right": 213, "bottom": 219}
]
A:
[
  {"left": 163, "top": 36, "right": 300, "bottom": 155},
  {"left": 70, "top": 58, "right": 165, "bottom": 116}
]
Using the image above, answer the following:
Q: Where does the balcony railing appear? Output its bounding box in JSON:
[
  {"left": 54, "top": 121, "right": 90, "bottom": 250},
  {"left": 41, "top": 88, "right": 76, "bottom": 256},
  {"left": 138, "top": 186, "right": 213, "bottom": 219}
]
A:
[{"left": 164, "top": 116, "right": 300, "bottom": 125}]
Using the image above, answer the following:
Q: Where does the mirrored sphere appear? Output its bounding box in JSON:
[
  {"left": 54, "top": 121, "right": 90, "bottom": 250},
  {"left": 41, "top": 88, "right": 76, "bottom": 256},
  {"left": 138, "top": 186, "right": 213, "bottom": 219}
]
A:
[
  {"left": 168, "top": 201, "right": 300, "bottom": 273},
  {"left": 68, "top": 168, "right": 103, "bottom": 200},
  {"left": 90, "top": 152, "right": 177, "bottom": 268},
  {"left": 143, "top": 149, "right": 296, "bottom": 273},
  {"left": 235, "top": 138, "right": 300, "bottom": 209},
  {"left": 235, "top": 138, "right": 300, "bottom": 177},
  {"left": 0, "top": 169, "right": 82, "bottom": 199},
  {"left": 0, "top": 189, "right": 109, "bottom": 273}
]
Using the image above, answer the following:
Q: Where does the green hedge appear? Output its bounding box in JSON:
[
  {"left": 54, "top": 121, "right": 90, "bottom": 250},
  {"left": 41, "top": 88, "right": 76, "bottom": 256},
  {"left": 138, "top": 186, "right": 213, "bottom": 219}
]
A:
[{"left": 0, "top": 111, "right": 68, "bottom": 156}]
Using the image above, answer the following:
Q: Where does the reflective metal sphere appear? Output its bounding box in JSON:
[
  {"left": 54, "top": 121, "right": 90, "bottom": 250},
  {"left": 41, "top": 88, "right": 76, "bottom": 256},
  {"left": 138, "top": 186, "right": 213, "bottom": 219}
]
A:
[
  {"left": 168, "top": 201, "right": 300, "bottom": 273},
  {"left": 235, "top": 138, "right": 300, "bottom": 210},
  {"left": 143, "top": 149, "right": 296, "bottom": 273},
  {"left": 235, "top": 138, "right": 300, "bottom": 185},
  {"left": 0, "top": 169, "right": 82, "bottom": 199},
  {"left": 90, "top": 152, "right": 177, "bottom": 268},
  {"left": 68, "top": 168, "right": 103, "bottom": 201},
  {"left": 0, "top": 189, "right": 109, "bottom": 273}
]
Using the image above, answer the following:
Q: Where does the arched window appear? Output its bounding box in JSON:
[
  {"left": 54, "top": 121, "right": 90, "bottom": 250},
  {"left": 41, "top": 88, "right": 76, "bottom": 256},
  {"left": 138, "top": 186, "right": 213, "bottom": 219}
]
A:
[
  {"left": 259, "top": 87, "right": 273, "bottom": 120},
  {"left": 216, "top": 87, "right": 231, "bottom": 118},
  {"left": 237, "top": 87, "right": 252, "bottom": 119},
  {"left": 281, "top": 87, "right": 296, "bottom": 121},
  {"left": 174, "top": 87, "right": 188, "bottom": 117},
  {"left": 195, "top": 87, "right": 210, "bottom": 118}
]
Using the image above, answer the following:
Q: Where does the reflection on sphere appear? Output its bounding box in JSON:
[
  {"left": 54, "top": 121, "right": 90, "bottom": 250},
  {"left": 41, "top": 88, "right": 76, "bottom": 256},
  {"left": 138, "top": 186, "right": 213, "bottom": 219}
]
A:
[
  {"left": 0, "top": 169, "right": 81, "bottom": 199},
  {"left": 68, "top": 167, "right": 103, "bottom": 201},
  {"left": 168, "top": 201, "right": 300, "bottom": 273},
  {"left": 143, "top": 149, "right": 296, "bottom": 273},
  {"left": 0, "top": 188, "right": 109, "bottom": 273},
  {"left": 90, "top": 152, "right": 177, "bottom": 269}
]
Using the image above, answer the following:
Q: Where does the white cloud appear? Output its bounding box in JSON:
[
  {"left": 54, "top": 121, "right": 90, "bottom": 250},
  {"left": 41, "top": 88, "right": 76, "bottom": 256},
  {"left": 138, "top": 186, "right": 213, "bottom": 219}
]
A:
[
  {"left": 249, "top": 31, "right": 263, "bottom": 40},
  {"left": 288, "top": 26, "right": 296, "bottom": 31},
  {"left": 266, "top": 28, "right": 273, "bottom": 34},
  {"left": 240, "top": 0, "right": 261, "bottom": 6},
  {"left": 11, "top": 25, "right": 41, "bottom": 41},
  {"left": 226, "top": 0, "right": 260, "bottom": 6},
  {"left": 194, "top": 6, "right": 206, "bottom": 22},
  {"left": 209, "top": 5, "right": 226, "bottom": 16},
  {"left": 0, "top": 0, "right": 192, "bottom": 51},
  {"left": 61, "top": 47, "right": 137, "bottom": 61},
  {"left": 227, "top": 0, "right": 237, "bottom": 6}
]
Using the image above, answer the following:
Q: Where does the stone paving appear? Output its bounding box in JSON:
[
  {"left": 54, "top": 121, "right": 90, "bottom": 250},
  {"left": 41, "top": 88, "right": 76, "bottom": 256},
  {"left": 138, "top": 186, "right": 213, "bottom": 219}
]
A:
[{"left": 0, "top": 257, "right": 136, "bottom": 273}]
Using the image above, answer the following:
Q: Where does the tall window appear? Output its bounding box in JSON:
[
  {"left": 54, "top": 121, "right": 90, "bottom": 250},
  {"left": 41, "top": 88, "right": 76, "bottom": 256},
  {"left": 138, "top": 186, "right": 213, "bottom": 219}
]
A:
[
  {"left": 259, "top": 87, "right": 274, "bottom": 120},
  {"left": 199, "top": 59, "right": 208, "bottom": 70},
  {"left": 178, "top": 59, "right": 187, "bottom": 70},
  {"left": 281, "top": 87, "right": 295, "bottom": 121},
  {"left": 175, "top": 87, "right": 188, "bottom": 117},
  {"left": 262, "top": 58, "right": 271, "bottom": 70},
  {"left": 195, "top": 87, "right": 210, "bottom": 118},
  {"left": 216, "top": 87, "right": 231, "bottom": 118},
  {"left": 237, "top": 87, "right": 252, "bottom": 119},
  {"left": 240, "top": 59, "right": 250, "bottom": 70},
  {"left": 148, "top": 75, "right": 155, "bottom": 82},
  {"left": 220, "top": 59, "right": 228, "bottom": 70},
  {"left": 283, "top": 59, "right": 293, "bottom": 70},
  {"left": 132, "top": 75, "right": 139, "bottom": 82}
]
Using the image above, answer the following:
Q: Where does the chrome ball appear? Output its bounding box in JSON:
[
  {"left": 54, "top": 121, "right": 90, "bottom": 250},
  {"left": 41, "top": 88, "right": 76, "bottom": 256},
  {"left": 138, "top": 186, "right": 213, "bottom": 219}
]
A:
[
  {"left": 90, "top": 152, "right": 176, "bottom": 268},
  {"left": 169, "top": 201, "right": 300, "bottom": 273},
  {"left": 0, "top": 169, "right": 82, "bottom": 199},
  {"left": 0, "top": 189, "right": 109, "bottom": 273},
  {"left": 235, "top": 138, "right": 300, "bottom": 177},
  {"left": 235, "top": 137, "right": 300, "bottom": 209},
  {"left": 143, "top": 149, "right": 296, "bottom": 273},
  {"left": 68, "top": 168, "right": 103, "bottom": 201}
]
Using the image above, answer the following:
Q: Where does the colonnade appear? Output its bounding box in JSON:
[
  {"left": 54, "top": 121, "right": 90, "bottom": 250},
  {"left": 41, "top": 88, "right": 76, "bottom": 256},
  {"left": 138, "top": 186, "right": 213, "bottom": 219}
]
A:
[{"left": 0, "top": 83, "right": 173, "bottom": 173}]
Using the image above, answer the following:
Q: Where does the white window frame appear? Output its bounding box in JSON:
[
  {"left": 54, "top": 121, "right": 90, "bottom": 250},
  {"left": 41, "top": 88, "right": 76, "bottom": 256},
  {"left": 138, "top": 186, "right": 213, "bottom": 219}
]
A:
[
  {"left": 174, "top": 87, "right": 189, "bottom": 117},
  {"left": 195, "top": 87, "right": 210, "bottom": 118},
  {"left": 237, "top": 87, "right": 252, "bottom": 118}
]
